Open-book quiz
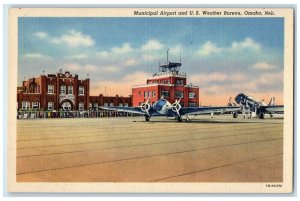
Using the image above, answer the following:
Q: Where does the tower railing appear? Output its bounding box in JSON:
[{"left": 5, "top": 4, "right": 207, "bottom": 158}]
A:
[{"left": 152, "top": 71, "right": 186, "bottom": 78}]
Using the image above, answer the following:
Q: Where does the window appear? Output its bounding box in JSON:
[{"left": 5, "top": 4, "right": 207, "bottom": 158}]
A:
[
  {"left": 176, "top": 79, "right": 184, "bottom": 85},
  {"left": 152, "top": 91, "right": 156, "bottom": 97},
  {"left": 161, "top": 90, "right": 169, "bottom": 97},
  {"left": 189, "top": 102, "right": 197, "bottom": 107},
  {"left": 79, "top": 86, "right": 84, "bottom": 95},
  {"left": 148, "top": 91, "right": 151, "bottom": 97},
  {"left": 22, "top": 101, "right": 30, "bottom": 109},
  {"left": 79, "top": 102, "right": 84, "bottom": 111},
  {"left": 47, "top": 102, "right": 54, "bottom": 110},
  {"left": 68, "top": 86, "right": 73, "bottom": 95},
  {"left": 119, "top": 103, "right": 123, "bottom": 106},
  {"left": 138, "top": 91, "right": 142, "bottom": 96},
  {"left": 144, "top": 91, "right": 148, "bottom": 98},
  {"left": 89, "top": 103, "right": 92, "bottom": 110},
  {"left": 104, "top": 103, "right": 108, "bottom": 107},
  {"left": 109, "top": 103, "right": 114, "bottom": 106},
  {"left": 32, "top": 102, "right": 40, "bottom": 109},
  {"left": 124, "top": 103, "right": 128, "bottom": 107},
  {"left": 93, "top": 103, "right": 98, "bottom": 110},
  {"left": 48, "top": 85, "right": 54, "bottom": 94},
  {"left": 60, "top": 85, "right": 66, "bottom": 95},
  {"left": 189, "top": 92, "right": 196, "bottom": 98},
  {"left": 175, "top": 91, "right": 184, "bottom": 98}
]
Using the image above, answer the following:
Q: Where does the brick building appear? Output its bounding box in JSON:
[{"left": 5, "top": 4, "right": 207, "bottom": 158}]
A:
[
  {"left": 17, "top": 70, "right": 132, "bottom": 111},
  {"left": 132, "top": 62, "right": 199, "bottom": 107}
]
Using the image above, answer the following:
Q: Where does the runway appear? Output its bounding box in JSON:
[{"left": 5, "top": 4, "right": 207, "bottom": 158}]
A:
[{"left": 16, "top": 115, "right": 283, "bottom": 182}]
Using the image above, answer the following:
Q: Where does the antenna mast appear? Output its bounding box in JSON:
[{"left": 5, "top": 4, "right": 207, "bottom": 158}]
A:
[
  {"left": 167, "top": 49, "right": 169, "bottom": 63},
  {"left": 180, "top": 52, "right": 181, "bottom": 63}
]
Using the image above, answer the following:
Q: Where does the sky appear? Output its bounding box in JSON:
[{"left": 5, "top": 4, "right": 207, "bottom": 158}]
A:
[{"left": 18, "top": 17, "right": 284, "bottom": 105}]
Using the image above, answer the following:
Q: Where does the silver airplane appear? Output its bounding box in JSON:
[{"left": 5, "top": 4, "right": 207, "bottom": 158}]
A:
[
  {"left": 99, "top": 97, "right": 240, "bottom": 122},
  {"left": 233, "top": 93, "right": 284, "bottom": 119}
]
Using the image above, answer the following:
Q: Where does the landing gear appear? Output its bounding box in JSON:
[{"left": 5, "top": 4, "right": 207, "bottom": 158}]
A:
[
  {"left": 145, "top": 116, "right": 150, "bottom": 122},
  {"left": 177, "top": 116, "right": 182, "bottom": 122},
  {"left": 270, "top": 114, "right": 273, "bottom": 118},
  {"left": 258, "top": 112, "right": 265, "bottom": 119},
  {"left": 186, "top": 115, "right": 191, "bottom": 122},
  {"left": 233, "top": 112, "right": 238, "bottom": 118}
]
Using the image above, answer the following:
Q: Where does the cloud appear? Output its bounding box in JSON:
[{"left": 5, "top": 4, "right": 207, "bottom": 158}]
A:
[
  {"left": 188, "top": 71, "right": 284, "bottom": 97},
  {"left": 23, "top": 53, "right": 50, "bottom": 59},
  {"left": 64, "top": 63, "right": 119, "bottom": 74},
  {"left": 230, "top": 37, "right": 261, "bottom": 51},
  {"left": 84, "top": 64, "right": 98, "bottom": 72},
  {"left": 112, "top": 43, "right": 133, "bottom": 54},
  {"left": 68, "top": 54, "right": 88, "bottom": 59},
  {"left": 65, "top": 63, "right": 97, "bottom": 72},
  {"left": 201, "top": 85, "right": 224, "bottom": 95},
  {"left": 34, "top": 32, "right": 48, "bottom": 39},
  {"left": 189, "top": 72, "right": 246, "bottom": 85},
  {"left": 170, "top": 45, "right": 182, "bottom": 54},
  {"left": 96, "top": 43, "right": 133, "bottom": 58},
  {"left": 254, "top": 71, "right": 283, "bottom": 86},
  {"left": 197, "top": 38, "right": 261, "bottom": 57},
  {"left": 252, "top": 62, "right": 275, "bottom": 70},
  {"left": 96, "top": 51, "right": 109, "bottom": 57},
  {"left": 141, "top": 39, "right": 164, "bottom": 51},
  {"left": 197, "top": 41, "right": 221, "bottom": 56},
  {"left": 51, "top": 30, "right": 94, "bottom": 47},
  {"left": 124, "top": 58, "right": 138, "bottom": 67}
]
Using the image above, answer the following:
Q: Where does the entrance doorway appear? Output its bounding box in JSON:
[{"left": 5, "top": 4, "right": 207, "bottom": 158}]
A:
[{"left": 61, "top": 101, "right": 72, "bottom": 111}]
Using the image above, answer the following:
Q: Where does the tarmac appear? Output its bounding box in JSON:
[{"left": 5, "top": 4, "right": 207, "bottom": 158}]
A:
[{"left": 16, "top": 115, "right": 283, "bottom": 182}]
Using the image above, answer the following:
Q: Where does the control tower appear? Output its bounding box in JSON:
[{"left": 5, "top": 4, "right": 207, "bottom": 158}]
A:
[{"left": 132, "top": 51, "right": 199, "bottom": 107}]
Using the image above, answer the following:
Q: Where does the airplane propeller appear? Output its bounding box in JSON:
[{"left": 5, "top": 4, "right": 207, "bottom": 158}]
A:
[
  {"left": 171, "top": 98, "right": 182, "bottom": 117},
  {"left": 140, "top": 97, "right": 151, "bottom": 116}
]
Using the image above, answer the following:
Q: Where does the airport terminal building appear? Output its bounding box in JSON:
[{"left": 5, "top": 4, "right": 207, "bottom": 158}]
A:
[
  {"left": 17, "top": 70, "right": 132, "bottom": 111},
  {"left": 132, "top": 62, "right": 199, "bottom": 107}
]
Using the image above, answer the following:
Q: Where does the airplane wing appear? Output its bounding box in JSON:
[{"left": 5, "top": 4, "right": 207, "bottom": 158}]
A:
[
  {"left": 99, "top": 106, "right": 147, "bottom": 115},
  {"left": 260, "top": 105, "right": 284, "bottom": 114},
  {"left": 179, "top": 106, "right": 240, "bottom": 116}
]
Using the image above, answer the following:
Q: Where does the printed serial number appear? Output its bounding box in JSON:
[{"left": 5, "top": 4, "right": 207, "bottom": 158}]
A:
[{"left": 266, "top": 184, "right": 282, "bottom": 188}]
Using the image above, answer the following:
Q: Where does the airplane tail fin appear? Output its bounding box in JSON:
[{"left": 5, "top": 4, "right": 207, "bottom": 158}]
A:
[
  {"left": 268, "top": 97, "right": 276, "bottom": 106},
  {"left": 227, "top": 97, "right": 236, "bottom": 106}
]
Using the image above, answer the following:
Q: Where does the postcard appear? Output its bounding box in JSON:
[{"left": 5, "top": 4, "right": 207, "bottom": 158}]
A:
[{"left": 7, "top": 7, "right": 294, "bottom": 193}]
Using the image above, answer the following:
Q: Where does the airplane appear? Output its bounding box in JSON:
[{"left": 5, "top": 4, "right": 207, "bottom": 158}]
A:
[
  {"left": 233, "top": 93, "right": 284, "bottom": 119},
  {"left": 99, "top": 97, "right": 240, "bottom": 122}
]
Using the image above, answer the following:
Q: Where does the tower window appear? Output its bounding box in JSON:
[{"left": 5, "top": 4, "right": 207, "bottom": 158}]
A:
[
  {"left": 175, "top": 91, "right": 184, "bottom": 98},
  {"left": 161, "top": 90, "right": 169, "bottom": 97},
  {"left": 189, "top": 92, "right": 196, "bottom": 98}
]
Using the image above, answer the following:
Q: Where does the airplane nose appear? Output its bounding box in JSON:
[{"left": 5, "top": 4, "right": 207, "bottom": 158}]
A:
[{"left": 235, "top": 95, "right": 242, "bottom": 103}]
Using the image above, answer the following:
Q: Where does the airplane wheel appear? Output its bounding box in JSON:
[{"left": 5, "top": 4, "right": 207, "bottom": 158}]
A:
[
  {"left": 233, "top": 112, "right": 238, "bottom": 118},
  {"left": 145, "top": 116, "right": 150, "bottom": 122},
  {"left": 177, "top": 117, "right": 182, "bottom": 122},
  {"left": 258, "top": 112, "right": 265, "bottom": 119},
  {"left": 270, "top": 114, "right": 273, "bottom": 118}
]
